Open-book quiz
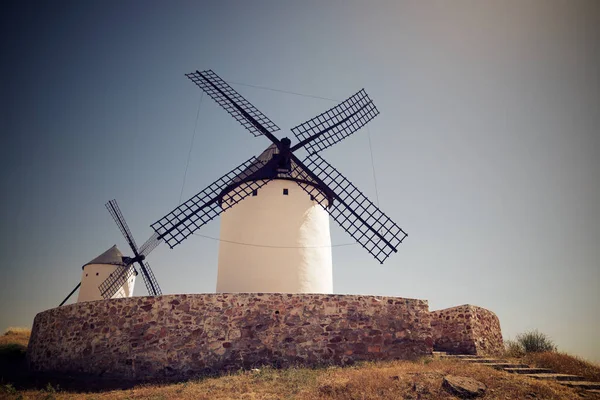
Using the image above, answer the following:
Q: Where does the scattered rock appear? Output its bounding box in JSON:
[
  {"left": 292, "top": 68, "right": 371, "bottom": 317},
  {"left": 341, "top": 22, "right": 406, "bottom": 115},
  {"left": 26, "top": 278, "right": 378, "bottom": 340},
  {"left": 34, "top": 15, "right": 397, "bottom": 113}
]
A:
[
  {"left": 412, "top": 382, "right": 429, "bottom": 394},
  {"left": 442, "top": 375, "right": 486, "bottom": 398}
]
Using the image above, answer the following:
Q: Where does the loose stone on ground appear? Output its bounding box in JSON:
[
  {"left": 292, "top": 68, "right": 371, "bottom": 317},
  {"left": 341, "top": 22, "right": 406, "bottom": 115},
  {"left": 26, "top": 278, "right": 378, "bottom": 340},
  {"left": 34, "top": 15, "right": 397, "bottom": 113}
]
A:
[{"left": 442, "top": 375, "right": 487, "bottom": 398}]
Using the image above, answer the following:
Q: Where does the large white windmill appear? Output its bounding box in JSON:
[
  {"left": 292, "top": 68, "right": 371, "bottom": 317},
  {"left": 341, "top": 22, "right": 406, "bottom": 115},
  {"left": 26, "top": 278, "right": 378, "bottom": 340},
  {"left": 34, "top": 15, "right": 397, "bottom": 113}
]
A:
[{"left": 151, "top": 70, "right": 407, "bottom": 294}]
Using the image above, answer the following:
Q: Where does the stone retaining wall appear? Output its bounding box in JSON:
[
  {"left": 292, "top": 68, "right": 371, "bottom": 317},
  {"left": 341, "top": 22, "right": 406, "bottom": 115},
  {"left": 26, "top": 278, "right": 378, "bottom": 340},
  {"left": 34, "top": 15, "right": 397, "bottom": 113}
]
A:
[
  {"left": 431, "top": 304, "right": 503, "bottom": 355},
  {"left": 27, "top": 293, "right": 432, "bottom": 381}
]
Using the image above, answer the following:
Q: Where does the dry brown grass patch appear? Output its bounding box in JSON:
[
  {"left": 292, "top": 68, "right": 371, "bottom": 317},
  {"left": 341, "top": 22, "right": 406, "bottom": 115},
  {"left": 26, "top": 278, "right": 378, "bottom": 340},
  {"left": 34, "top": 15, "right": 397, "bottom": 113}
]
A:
[
  {"left": 0, "top": 327, "right": 31, "bottom": 348},
  {"left": 524, "top": 351, "right": 600, "bottom": 382},
  {"left": 10, "top": 359, "right": 589, "bottom": 399},
  {"left": 297, "top": 359, "right": 579, "bottom": 400},
  {"left": 1, "top": 328, "right": 596, "bottom": 400}
]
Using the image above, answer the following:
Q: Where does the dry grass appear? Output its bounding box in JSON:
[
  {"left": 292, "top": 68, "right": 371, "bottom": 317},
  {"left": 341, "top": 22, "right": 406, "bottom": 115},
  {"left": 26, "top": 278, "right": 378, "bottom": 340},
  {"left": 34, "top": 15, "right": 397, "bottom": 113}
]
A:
[
  {"left": 0, "top": 327, "right": 31, "bottom": 348},
  {"left": 523, "top": 351, "right": 600, "bottom": 382},
  {"left": 0, "top": 327, "right": 31, "bottom": 363},
  {"left": 6, "top": 359, "right": 591, "bottom": 400},
  {"left": 0, "top": 329, "right": 597, "bottom": 399}
]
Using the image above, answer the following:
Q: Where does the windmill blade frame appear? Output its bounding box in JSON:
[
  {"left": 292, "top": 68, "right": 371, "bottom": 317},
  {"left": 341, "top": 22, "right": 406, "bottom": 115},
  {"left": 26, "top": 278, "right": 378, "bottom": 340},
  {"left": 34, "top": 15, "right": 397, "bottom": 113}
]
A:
[
  {"left": 103, "top": 199, "right": 163, "bottom": 297},
  {"left": 99, "top": 264, "right": 137, "bottom": 300},
  {"left": 186, "top": 70, "right": 280, "bottom": 141},
  {"left": 138, "top": 232, "right": 161, "bottom": 257},
  {"left": 106, "top": 199, "right": 139, "bottom": 253},
  {"left": 293, "top": 153, "right": 407, "bottom": 264},
  {"left": 290, "top": 89, "right": 379, "bottom": 155},
  {"left": 139, "top": 261, "right": 161, "bottom": 296},
  {"left": 151, "top": 156, "right": 271, "bottom": 249}
]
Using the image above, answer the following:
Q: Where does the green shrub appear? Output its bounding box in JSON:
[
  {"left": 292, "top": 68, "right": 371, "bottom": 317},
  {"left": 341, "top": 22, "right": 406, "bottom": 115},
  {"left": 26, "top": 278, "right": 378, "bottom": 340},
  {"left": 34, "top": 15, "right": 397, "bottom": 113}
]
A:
[
  {"left": 516, "top": 330, "right": 556, "bottom": 353},
  {"left": 1, "top": 383, "right": 17, "bottom": 395},
  {"left": 504, "top": 339, "right": 525, "bottom": 357}
]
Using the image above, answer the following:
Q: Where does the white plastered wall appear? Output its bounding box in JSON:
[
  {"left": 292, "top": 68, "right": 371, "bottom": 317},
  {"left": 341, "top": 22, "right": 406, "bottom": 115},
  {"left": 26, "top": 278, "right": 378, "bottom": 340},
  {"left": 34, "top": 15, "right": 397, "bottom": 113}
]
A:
[
  {"left": 77, "top": 264, "right": 136, "bottom": 302},
  {"left": 217, "top": 179, "right": 333, "bottom": 293}
]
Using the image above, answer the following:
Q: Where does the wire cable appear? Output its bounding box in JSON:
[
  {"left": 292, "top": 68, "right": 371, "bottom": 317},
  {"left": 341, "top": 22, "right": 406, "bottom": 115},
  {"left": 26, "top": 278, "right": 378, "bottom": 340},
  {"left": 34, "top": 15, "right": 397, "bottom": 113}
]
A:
[
  {"left": 366, "top": 125, "right": 380, "bottom": 206},
  {"left": 228, "top": 81, "right": 340, "bottom": 103},
  {"left": 179, "top": 92, "right": 204, "bottom": 205},
  {"left": 193, "top": 233, "right": 357, "bottom": 249}
]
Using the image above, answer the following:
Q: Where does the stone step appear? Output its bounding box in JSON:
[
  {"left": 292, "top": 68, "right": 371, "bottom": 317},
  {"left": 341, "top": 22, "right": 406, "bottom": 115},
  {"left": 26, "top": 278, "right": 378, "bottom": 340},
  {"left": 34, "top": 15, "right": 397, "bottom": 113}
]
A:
[
  {"left": 505, "top": 367, "right": 554, "bottom": 374},
  {"left": 463, "top": 358, "right": 509, "bottom": 364},
  {"left": 486, "top": 363, "right": 529, "bottom": 369},
  {"left": 440, "top": 354, "right": 483, "bottom": 359},
  {"left": 432, "top": 351, "right": 448, "bottom": 357},
  {"left": 558, "top": 381, "right": 600, "bottom": 390},
  {"left": 523, "top": 373, "right": 586, "bottom": 382}
]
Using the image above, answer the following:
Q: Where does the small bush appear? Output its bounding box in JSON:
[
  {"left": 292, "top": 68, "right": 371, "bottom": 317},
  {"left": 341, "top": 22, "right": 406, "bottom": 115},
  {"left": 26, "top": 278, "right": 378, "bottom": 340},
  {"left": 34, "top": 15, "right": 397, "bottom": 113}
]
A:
[
  {"left": 0, "top": 327, "right": 31, "bottom": 348},
  {"left": 516, "top": 330, "right": 556, "bottom": 353},
  {"left": 504, "top": 339, "right": 525, "bottom": 358},
  {"left": 3, "top": 327, "right": 30, "bottom": 336},
  {"left": 1, "top": 383, "right": 17, "bottom": 395}
]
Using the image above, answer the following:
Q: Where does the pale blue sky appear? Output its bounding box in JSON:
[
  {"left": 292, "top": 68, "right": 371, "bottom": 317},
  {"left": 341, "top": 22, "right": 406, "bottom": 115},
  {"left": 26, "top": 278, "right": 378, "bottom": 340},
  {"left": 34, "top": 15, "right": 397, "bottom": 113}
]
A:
[{"left": 1, "top": 1, "right": 599, "bottom": 361}]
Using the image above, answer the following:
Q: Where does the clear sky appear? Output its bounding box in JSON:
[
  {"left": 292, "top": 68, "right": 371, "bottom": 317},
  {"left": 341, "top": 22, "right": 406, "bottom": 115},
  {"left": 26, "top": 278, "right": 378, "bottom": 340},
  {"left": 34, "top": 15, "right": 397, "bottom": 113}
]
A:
[{"left": 1, "top": 1, "right": 599, "bottom": 362}]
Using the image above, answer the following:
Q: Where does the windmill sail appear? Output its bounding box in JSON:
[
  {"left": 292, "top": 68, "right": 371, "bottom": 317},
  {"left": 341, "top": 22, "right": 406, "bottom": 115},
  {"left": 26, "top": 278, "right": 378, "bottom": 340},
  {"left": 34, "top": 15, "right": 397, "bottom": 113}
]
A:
[
  {"left": 151, "top": 156, "right": 270, "bottom": 249},
  {"left": 101, "top": 200, "right": 163, "bottom": 297},
  {"left": 186, "top": 70, "right": 280, "bottom": 138},
  {"left": 140, "top": 262, "right": 161, "bottom": 296},
  {"left": 106, "top": 199, "right": 138, "bottom": 252},
  {"left": 295, "top": 154, "right": 407, "bottom": 263},
  {"left": 138, "top": 232, "right": 161, "bottom": 257},
  {"left": 291, "top": 89, "right": 379, "bottom": 154},
  {"left": 99, "top": 264, "right": 137, "bottom": 299}
]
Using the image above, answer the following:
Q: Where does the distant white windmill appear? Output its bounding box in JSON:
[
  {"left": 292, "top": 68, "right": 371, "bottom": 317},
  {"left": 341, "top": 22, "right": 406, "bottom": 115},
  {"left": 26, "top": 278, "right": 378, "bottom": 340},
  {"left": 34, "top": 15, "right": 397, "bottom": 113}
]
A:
[
  {"left": 59, "top": 200, "right": 162, "bottom": 305},
  {"left": 151, "top": 70, "right": 408, "bottom": 294},
  {"left": 77, "top": 245, "right": 136, "bottom": 302}
]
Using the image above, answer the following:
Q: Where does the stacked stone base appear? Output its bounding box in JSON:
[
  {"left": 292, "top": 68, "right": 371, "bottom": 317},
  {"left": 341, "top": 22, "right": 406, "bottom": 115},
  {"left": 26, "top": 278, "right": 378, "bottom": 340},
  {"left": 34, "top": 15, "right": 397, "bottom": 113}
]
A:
[
  {"left": 27, "top": 293, "right": 432, "bottom": 382},
  {"left": 431, "top": 304, "right": 504, "bottom": 356}
]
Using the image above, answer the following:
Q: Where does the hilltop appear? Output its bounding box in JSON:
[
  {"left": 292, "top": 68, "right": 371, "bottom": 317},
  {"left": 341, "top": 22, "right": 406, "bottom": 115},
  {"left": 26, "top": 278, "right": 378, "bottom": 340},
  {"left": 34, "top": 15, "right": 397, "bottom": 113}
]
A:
[{"left": 1, "top": 328, "right": 599, "bottom": 399}]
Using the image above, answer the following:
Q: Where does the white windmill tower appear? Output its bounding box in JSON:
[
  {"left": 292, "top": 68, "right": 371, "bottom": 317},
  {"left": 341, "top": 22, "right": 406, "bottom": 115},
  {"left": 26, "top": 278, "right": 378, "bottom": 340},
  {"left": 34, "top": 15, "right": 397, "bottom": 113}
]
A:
[
  {"left": 77, "top": 244, "right": 136, "bottom": 302},
  {"left": 59, "top": 200, "right": 163, "bottom": 305},
  {"left": 217, "top": 143, "right": 334, "bottom": 293},
  {"left": 151, "top": 70, "right": 407, "bottom": 294}
]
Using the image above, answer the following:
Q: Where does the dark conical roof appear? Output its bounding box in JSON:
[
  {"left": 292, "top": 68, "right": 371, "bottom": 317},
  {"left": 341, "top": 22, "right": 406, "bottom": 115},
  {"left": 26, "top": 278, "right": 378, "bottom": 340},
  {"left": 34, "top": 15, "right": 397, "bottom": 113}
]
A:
[
  {"left": 233, "top": 143, "right": 319, "bottom": 185},
  {"left": 82, "top": 245, "right": 127, "bottom": 269},
  {"left": 219, "top": 143, "right": 333, "bottom": 206}
]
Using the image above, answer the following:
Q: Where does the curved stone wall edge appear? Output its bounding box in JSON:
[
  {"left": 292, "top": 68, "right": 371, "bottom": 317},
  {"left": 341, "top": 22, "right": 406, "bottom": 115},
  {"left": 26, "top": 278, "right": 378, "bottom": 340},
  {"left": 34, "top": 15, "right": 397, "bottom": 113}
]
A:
[
  {"left": 27, "top": 293, "right": 432, "bottom": 381},
  {"left": 430, "top": 304, "right": 503, "bottom": 355}
]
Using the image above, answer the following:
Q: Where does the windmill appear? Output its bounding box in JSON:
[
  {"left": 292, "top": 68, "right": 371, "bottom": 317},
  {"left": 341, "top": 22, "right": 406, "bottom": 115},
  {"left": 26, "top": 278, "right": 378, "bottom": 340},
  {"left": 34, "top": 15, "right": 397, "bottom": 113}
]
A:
[
  {"left": 58, "top": 200, "right": 162, "bottom": 306},
  {"left": 98, "top": 199, "right": 162, "bottom": 299},
  {"left": 151, "top": 70, "right": 407, "bottom": 294}
]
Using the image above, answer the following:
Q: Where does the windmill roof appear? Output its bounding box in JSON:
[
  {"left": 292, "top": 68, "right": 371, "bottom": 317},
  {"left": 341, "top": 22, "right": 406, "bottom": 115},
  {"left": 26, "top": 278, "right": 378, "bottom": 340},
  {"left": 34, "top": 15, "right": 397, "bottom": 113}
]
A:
[
  {"left": 233, "top": 143, "right": 319, "bottom": 185},
  {"left": 82, "top": 245, "right": 127, "bottom": 269},
  {"left": 219, "top": 143, "right": 333, "bottom": 207}
]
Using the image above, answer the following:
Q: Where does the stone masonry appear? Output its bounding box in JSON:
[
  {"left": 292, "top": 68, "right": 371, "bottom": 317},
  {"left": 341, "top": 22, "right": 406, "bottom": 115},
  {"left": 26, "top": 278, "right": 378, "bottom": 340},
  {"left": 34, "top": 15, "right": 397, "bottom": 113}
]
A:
[
  {"left": 430, "top": 304, "right": 503, "bottom": 356},
  {"left": 27, "top": 293, "right": 432, "bottom": 381}
]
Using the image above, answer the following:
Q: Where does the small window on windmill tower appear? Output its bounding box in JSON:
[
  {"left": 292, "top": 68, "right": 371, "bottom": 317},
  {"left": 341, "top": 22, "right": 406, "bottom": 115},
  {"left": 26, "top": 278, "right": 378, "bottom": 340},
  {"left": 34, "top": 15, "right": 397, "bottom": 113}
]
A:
[
  {"left": 252, "top": 189, "right": 258, "bottom": 196},
  {"left": 283, "top": 188, "right": 289, "bottom": 195}
]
